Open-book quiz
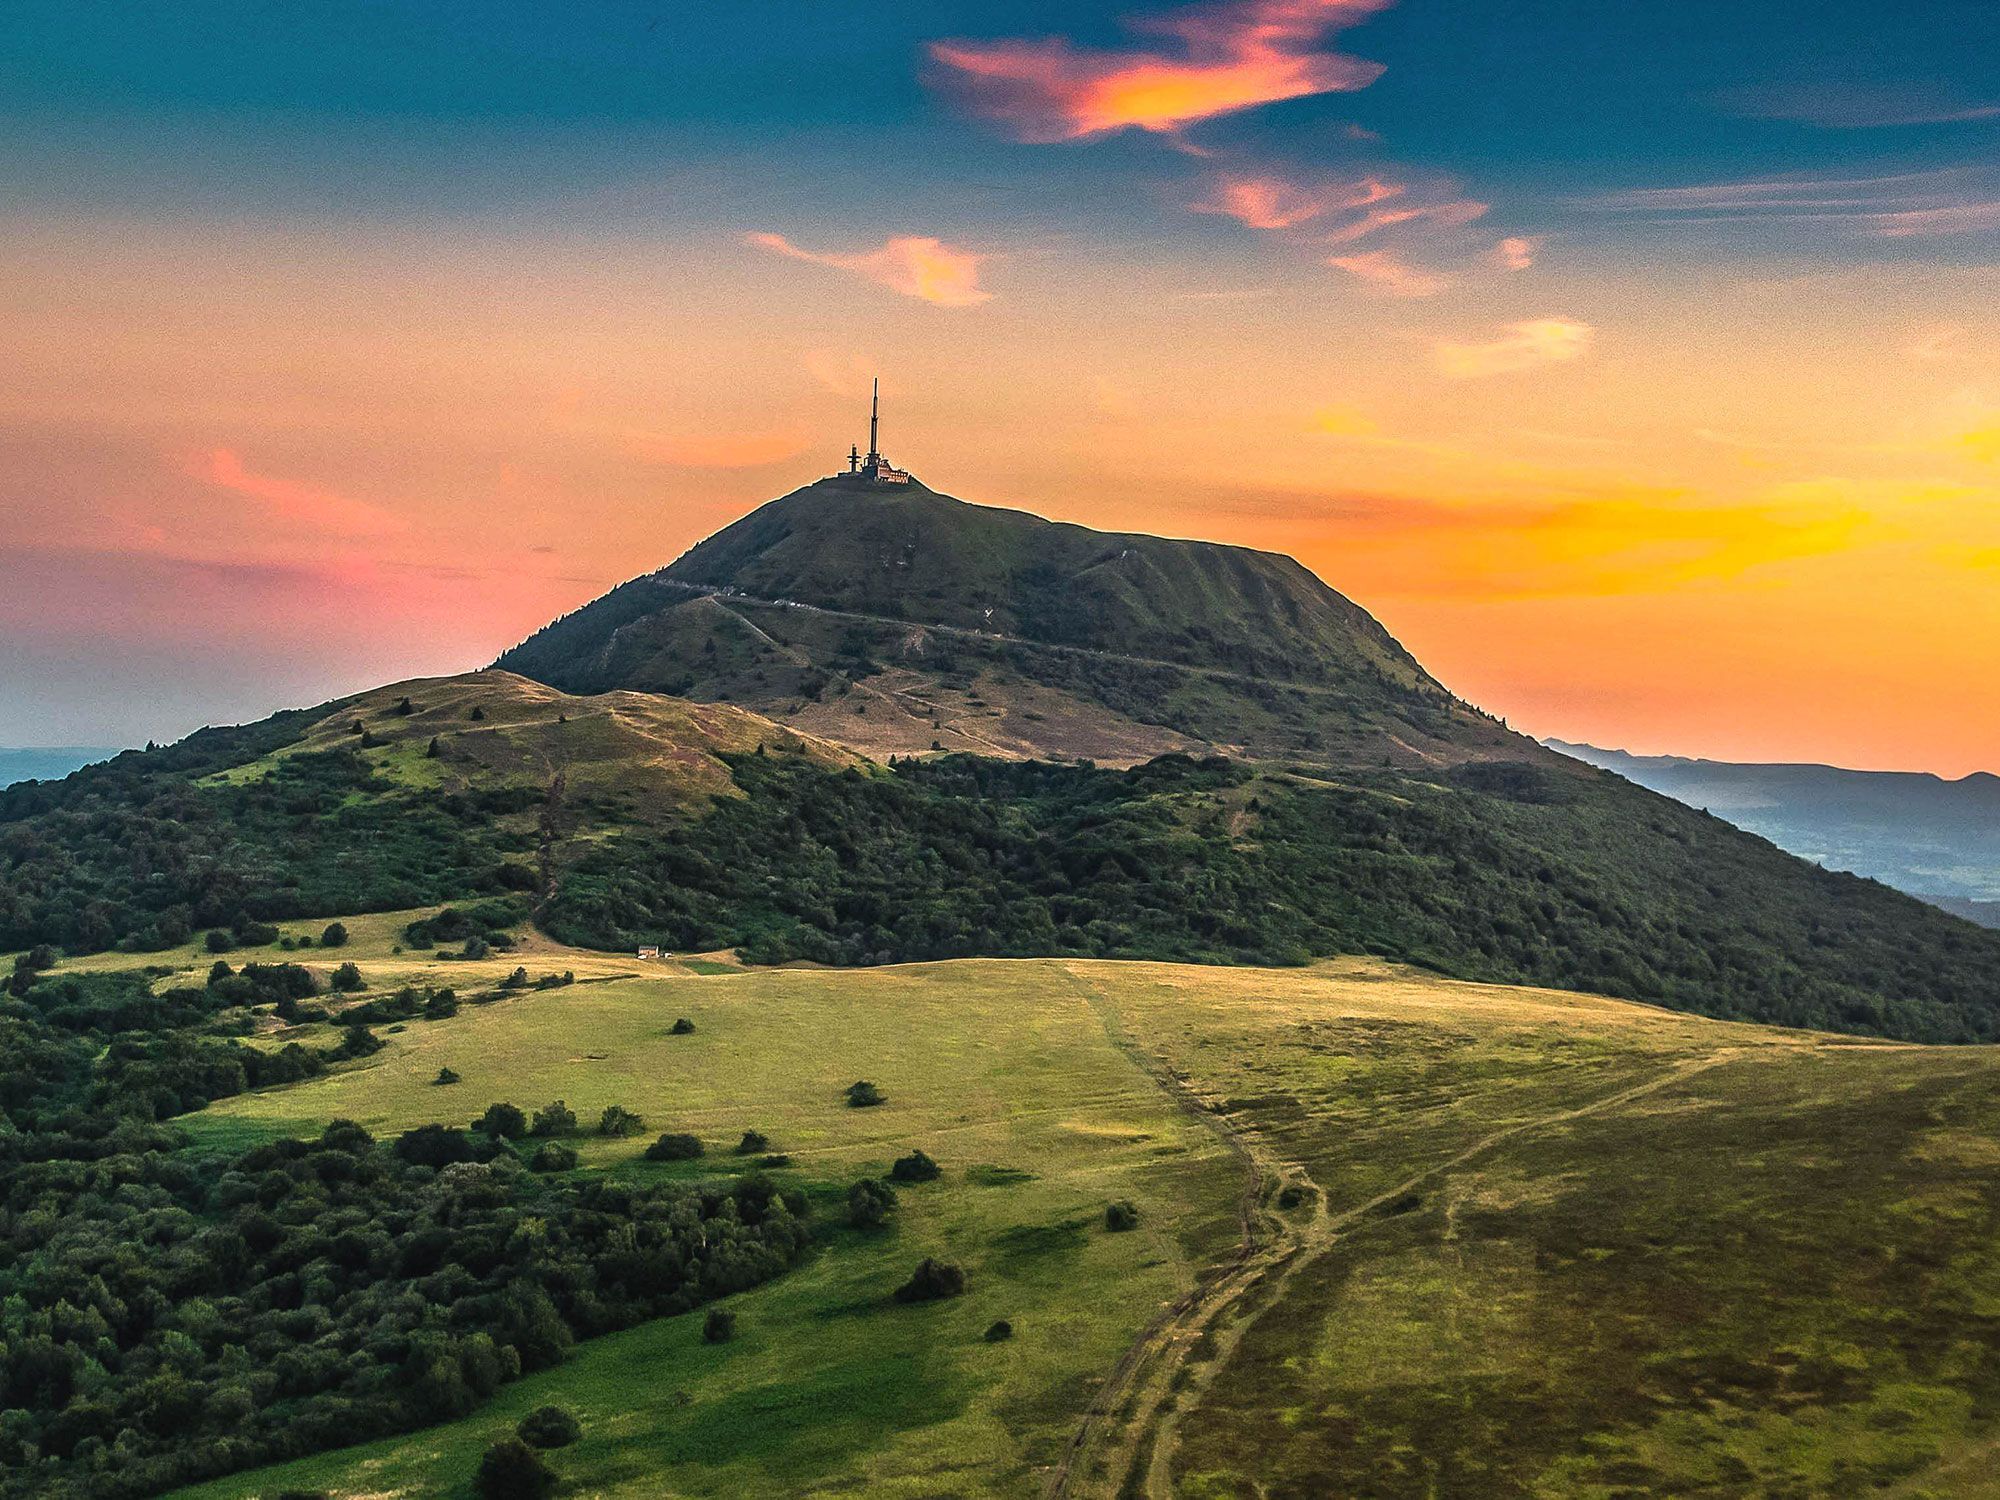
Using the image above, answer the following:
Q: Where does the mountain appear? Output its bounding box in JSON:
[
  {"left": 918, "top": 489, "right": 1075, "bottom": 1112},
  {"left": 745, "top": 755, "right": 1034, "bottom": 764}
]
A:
[
  {"left": 1546, "top": 739, "right": 2000, "bottom": 908},
  {"left": 497, "top": 476, "right": 1532, "bottom": 768},
  {"left": 0, "top": 746, "right": 122, "bottom": 789},
  {"left": 7, "top": 478, "right": 2000, "bottom": 1043}
]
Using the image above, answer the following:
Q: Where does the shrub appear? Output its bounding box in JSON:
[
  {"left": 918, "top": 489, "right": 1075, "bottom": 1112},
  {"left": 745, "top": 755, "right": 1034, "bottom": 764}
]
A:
[
  {"left": 1276, "top": 1184, "right": 1306, "bottom": 1210},
  {"left": 330, "top": 962, "right": 364, "bottom": 993},
  {"left": 434, "top": 1066, "right": 461, "bottom": 1086},
  {"left": 890, "top": 1149, "right": 940, "bottom": 1183},
  {"left": 736, "top": 1129, "right": 769, "bottom": 1155},
  {"left": 847, "top": 1177, "right": 897, "bottom": 1229},
  {"left": 233, "top": 918, "right": 281, "bottom": 946},
  {"left": 207, "top": 960, "right": 233, "bottom": 984},
  {"left": 845, "top": 1080, "right": 885, "bottom": 1108},
  {"left": 502, "top": 966, "right": 530, "bottom": 990},
  {"left": 477, "top": 1102, "right": 528, "bottom": 1139},
  {"left": 334, "top": 1025, "right": 383, "bottom": 1059},
  {"left": 984, "top": 1319, "right": 1014, "bottom": 1342},
  {"left": 703, "top": 1307, "right": 736, "bottom": 1344},
  {"left": 530, "top": 1099, "right": 577, "bottom": 1136},
  {"left": 516, "top": 1405, "right": 581, "bottom": 1449},
  {"left": 759, "top": 1153, "right": 793, "bottom": 1168},
  {"left": 529, "top": 1141, "right": 577, "bottom": 1172},
  {"left": 645, "top": 1133, "right": 703, "bottom": 1162},
  {"left": 205, "top": 929, "right": 234, "bottom": 954},
  {"left": 1105, "top": 1200, "right": 1140, "bottom": 1232},
  {"left": 598, "top": 1105, "right": 644, "bottom": 1137},
  {"left": 320, "top": 921, "right": 349, "bottom": 948},
  {"left": 894, "top": 1257, "right": 965, "bottom": 1304},
  {"left": 22, "top": 943, "right": 57, "bottom": 972},
  {"left": 669, "top": 1016, "right": 696, "bottom": 1035},
  {"left": 475, "top": 1436, "right": 556, "bottom": 1500}
]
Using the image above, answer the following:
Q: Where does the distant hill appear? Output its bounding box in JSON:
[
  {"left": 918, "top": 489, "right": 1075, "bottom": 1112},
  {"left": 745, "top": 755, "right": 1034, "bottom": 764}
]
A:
[
  {"left": 496, "top": 476, "right": 1532, "bottom": 769},
  {"left": 1546, "top": 740, "right": 2000, "bottom": 914},
  {"left": 0, "top": 746, "right": 121, "bottom": 789}
]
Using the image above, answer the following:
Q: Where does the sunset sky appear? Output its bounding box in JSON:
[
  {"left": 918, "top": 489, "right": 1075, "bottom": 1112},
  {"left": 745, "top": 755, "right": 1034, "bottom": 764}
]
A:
[{"left": 4, "top": 1, "right": 1997, "bottom": 774}]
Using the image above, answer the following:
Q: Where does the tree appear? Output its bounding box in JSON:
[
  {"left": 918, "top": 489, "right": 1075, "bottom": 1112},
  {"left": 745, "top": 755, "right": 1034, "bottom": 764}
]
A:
[
  {"left": 321, "top": 921, "right": 349, "bottom": 948},
  {"left": 644, "top": 1132, "right": 703, "bottom": 1161},
  {"left": 475, "top": 1436, "right": 556, "bottom": 1500},
  {"left": 477, "top": 1102, "right": 528, "bottom": 1139},
  {"left": 516, "top": 1406, "right": 581, "bottom": 1449},
  {"left": 529, "top": 1141, "right": 577, "bottom": 1172},
  {"left": 395, "top": 1124, "right": 476, "bottom": 1167},
  {"left": 331, "top": 961, "right": 364, "bottom": 993},
  {"left": 703, "top": 1307, "right": 736, "bottom": 1344},
  {"left": 847, "top": 1177, "right": 896, "bottom": 1229},
  {"left": 845, "top": 1080, "right": 885, "bottom": 1108},
  {"left": 736, "top": 1129, "right": 769, "bottom": 1155},
  {"left": 597, "top": 1104, "right": 644, "bottom": 1137},
  {"left": 530, "top": 1100, "right": 576, "bottom": 1136},
  {"left": 669, "top": 1016, "right": 696, "bottom": 1035},
  {"left": 205, "top": 930, "right": 234, "bottom": 954},
  {"left": 890, "top": 1149, "right": 940, "bottom": 1183},
  {"left": 894, "top": 1258, "right": 965, "bottom": 1303}
]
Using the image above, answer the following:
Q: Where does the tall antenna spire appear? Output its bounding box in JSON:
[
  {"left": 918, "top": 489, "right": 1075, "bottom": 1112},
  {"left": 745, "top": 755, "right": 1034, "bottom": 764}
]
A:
[{"left": 868, "top": 377, "right": 880, "bottom": 466}]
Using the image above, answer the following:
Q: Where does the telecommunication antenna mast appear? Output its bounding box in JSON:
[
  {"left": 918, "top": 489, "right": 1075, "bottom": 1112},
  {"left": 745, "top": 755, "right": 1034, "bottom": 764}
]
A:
[{"left": 867, "top": 378, "right": 881, "bottom": 469}]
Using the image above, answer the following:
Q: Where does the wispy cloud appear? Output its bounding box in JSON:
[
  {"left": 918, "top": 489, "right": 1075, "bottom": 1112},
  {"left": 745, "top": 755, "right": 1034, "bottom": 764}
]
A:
[
  {"left": 746, "top": 232, "right": 994, "bottom": 306},
  {"left": 189, "top": 448, "right": 406, "bottom": 536},
  {"left": 927, "top": 0, "right": 1390, "bottom": 143},
  {"left": 1722, "top": 83, "right": 2000, "bottom": 130},
  {"left": 1437, "top": 318, "right": 1594, "bottom": 378},
  {"left": 1583, "top": 167, "right": 2000, "bottom": 240},
  {"left": 1327, "top": 249, "right": 1447, "bottom": 296},
  {"left": 1487, "top": 234, "right": 1540, "bottom": 270}
]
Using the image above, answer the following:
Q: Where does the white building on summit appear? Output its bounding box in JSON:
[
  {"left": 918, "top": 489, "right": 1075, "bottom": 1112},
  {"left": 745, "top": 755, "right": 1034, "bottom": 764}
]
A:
[{"left": 839, "top": 379, "right": 912, "bottom": 485}]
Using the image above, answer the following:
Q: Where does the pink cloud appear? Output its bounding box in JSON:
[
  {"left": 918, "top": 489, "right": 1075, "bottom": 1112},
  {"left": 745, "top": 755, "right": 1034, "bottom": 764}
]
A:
[
  {"left": 1322, "top": 196, "right": 1487, "bottom": 244},
  {"left": 927, "top": 0, "right": 1391, "bottom": 144},
  {"left": 190, "top": 448, "right": 406, "bottom": 537},
  {"left": 1327, "top": 249, "right": 1448, "bottom": 296},
  {"left": 1488, "top": 234, "right": 1541, "bottom": 270},
  {"left": 1190, "top": 170, "right": 1401, "bottom": 229},
  {"left": 746, "top": 232, "right": 994, "bottom": 307}
]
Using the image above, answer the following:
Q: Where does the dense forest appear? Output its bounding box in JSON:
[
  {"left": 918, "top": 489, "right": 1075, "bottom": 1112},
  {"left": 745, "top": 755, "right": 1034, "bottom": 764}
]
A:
[
  {"left": 0, "top": 966, "right": 811, "bottom": 1499},
  {"left": 542, "top": 753, "right": 2000, "bottom": 1043},
  {"left": 6, "top": 737, "right": 2000, "bottom": 1043}
]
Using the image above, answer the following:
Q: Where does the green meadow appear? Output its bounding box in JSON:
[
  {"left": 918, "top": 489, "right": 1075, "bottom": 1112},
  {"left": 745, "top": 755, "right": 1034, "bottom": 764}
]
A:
[{"left": 140, "top": 943, "right": 2000, "bottom": 1499}]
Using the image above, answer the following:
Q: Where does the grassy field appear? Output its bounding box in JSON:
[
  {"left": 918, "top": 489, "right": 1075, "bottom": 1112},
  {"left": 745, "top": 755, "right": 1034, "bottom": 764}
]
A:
[{"left": 140, "top": 943, "right": 2000, "bottom": 1499}]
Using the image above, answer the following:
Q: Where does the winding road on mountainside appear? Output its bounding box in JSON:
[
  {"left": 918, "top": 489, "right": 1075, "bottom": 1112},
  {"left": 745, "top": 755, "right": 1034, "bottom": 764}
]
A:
[
  {"left": 1043, "top": 965, "right": 1751, "bottom": 1500},
  {"left": 653, "top": 577, "right": 1457, "bottom": 717}
]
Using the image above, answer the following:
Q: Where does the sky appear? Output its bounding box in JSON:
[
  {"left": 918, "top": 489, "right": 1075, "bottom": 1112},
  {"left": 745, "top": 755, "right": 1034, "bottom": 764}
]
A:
[{"left": 2, "top": 1, "right": 1997, "bottom": 774}]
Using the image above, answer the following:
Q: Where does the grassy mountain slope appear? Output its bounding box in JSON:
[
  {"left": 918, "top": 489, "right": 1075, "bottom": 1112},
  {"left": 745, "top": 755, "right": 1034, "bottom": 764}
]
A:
[
  {"left": 125, "top": 947, "right": 2000, "bottom": 1500},
  {"left": 495, "top": 478, "right": 1527, "bottom": 768},
  {"left": 0, "top": 671, "right": 845, "bottom": 954}
]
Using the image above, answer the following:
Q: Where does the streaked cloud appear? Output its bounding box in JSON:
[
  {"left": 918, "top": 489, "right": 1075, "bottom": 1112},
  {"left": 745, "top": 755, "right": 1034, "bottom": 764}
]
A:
[
  {"left": 1328, "top": 249, "right": 1448, "bottom": 297},
  {"left": 1722, "top": 83, "right": 2000, "bottom": 129},
  {"left": 927, "top": 0, "right": 1390, "bottom": 144},
  {"left": 1583, "top": 166, "right": 2000, "bottom": 239},
  {"left": 1488, "top": 234, "right": 1541, "bottom": 270},
  {"left": 1437, "top": 318, "right": 1594, "bottom": 377},
  {"left": 1191, "top": 174, "right": 1344, "bottom": 229},
  {"left": 190, "top": 447, "right": 406, "bottom": 536},
  {"left": 746, "top": 232, "right": 994, "bottom": 306}
]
